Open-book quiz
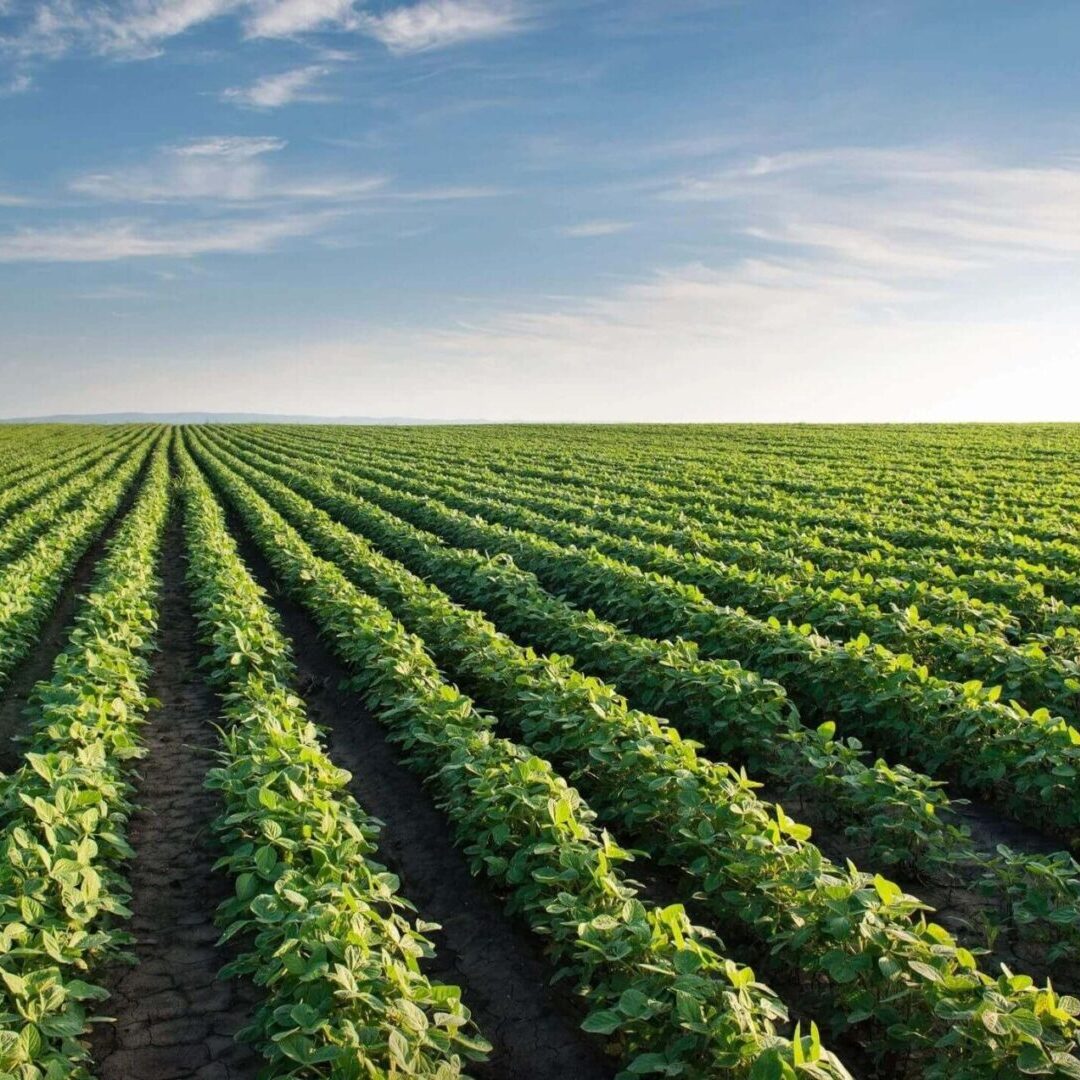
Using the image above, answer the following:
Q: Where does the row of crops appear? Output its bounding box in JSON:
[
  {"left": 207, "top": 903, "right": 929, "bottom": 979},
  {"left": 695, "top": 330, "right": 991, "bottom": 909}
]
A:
[{"left": 0, "top": 422, "right": 1078, "bottom": 1078}]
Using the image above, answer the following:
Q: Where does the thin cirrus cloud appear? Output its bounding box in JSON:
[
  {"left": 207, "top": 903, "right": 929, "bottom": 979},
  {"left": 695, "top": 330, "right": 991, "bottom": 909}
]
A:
[
  {"left": 356, "top": 0, "right": 533, "bottom": 53},
  {"left": 1, "top": 72, "right": 33, "bottom": 93},
  {"left": 310, "top": 144, "right": 1080, "bottom": 420},
  {"left": 0, "top": 132, "right": 506, "bottom": 263},
  {"left": 64, "top": 134, "right": 508, "bottom": 207},
  {"left": 0, "top": 211, "right": 336, "bottom": 262},
  {"left": 2, "top": 0, "right": 535, "bottom": 57},
  {"left": 556, "top": 219, "right": 634, "bottom": 238},
  {"left": 221, "top": 64, "right": 332, "bottom": 108},
  {"left": 661, "top": 147, "right": 1080, "bottom": 277},
  {"left": 5, "top": 0, "right": 243, "bottom": 59},
  {"left": 68, "top": 135, "right": 387, "bottom": 203},
  {"left": 243, "top": 0, "right": 358, "bottom": 37}
]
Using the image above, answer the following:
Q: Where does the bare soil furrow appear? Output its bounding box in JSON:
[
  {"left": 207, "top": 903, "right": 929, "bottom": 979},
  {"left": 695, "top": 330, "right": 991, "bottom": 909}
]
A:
[
  {"left": 225, "top": 509, "right": 615, "bottom": 1080},
  {"left": 90, "top": 512, "right": 261, "bottom": 1080}
]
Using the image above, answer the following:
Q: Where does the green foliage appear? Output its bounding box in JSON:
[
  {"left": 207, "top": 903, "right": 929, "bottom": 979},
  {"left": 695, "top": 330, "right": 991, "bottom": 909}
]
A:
[
  {"left": 0, "top": 431, "right": 156, "bottom": 697},
  {"left": 212, "top": 429, "right": 1080, "bottom": 968},
  {"left": 178, "top": 443, "right": 490, "bottom": 1078},
  {"left": 0, "top": 434, "right": 170, "bottom": 1077},
  {"left": 186, "top": 430, "right": 852, "bottom": 1079}
]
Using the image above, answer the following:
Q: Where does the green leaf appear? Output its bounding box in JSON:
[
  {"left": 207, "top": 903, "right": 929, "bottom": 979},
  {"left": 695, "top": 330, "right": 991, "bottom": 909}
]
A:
[
  {"left": 249, "top": 894, "right": 282, "bottom": 923},
  {"left": 617, "top": 988, "right": 651, "bottom": 1019},
  {"left": 17, "top": 1024, "right": 42, "bottom": 1062},
  {"left": 627, "top": 1052, "right": 671, "bottom": 1074},
  {"left": 63, "top": 980, "right": 108, "bottom": 1002},
  {"left": 581, "top": 1009, "right": 622, "bottom": 1035},
  {"left": 254, "top": 845, "right": 277, "bottom": 879},
  {"left": 749, "top": 1051, "right": 792, "bottom": 1080},
  {"left": 873, "top": 874, "right": 902, "bottom": 906}
]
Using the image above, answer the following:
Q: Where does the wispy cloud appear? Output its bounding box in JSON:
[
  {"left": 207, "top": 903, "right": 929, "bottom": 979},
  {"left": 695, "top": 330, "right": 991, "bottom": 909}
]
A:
[
  {"left": 305, "top": 146, "right": 1080, "bottom": 420},
  {"left": 0, "top": 71, "right": 33, "bottom": 94},
  {"left": 357, "top": 0, "right": 533, "bottom": 53},
  {"left": 316, "top": 251, "right": 1074, "bottom": 422},
  {"left": 386, "top": 184, "right": 507, "bottom": 201},
  {"left": 243, "top": 0, "right": 357, "bottom": 38},
  {"left": 221, "top": 63, "right": 331, "bottom": 107},
  {"left": 69, "top": 135, "right": 385, "bottom": 202},
  {"left": 175, "top": 134, "right": 287, "bottom": 157},
  {"left": 2, "top": 0, "right": 360, "bottom": 59},
  {"left": 661, "top": 147, "right": 1080, "bottom": 277},
  {"left": 2, "top": 0, "right": 529, "bottom": 57},
  {"left": 0, "top": 211, "right": 334, "bottom": 261},
  {"left": 7, "top": 0, "right": 243, "bottom": 59},
  {"left": 556, "top": 219, "right": 634, "bottom": 238}
]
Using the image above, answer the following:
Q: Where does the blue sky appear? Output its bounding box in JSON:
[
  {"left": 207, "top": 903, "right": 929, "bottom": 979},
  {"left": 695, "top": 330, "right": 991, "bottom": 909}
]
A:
[{"left": 1, "top": 0, "right": 1079, "bottom": 421}]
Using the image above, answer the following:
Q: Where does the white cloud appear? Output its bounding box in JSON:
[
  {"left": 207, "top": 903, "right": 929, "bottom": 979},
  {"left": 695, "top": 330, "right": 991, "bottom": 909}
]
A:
[
  {"left": 3, "top": 0, "right": 360, "bottom": 58},
  {"left": 229, "top": 147, "right": 1078, "bottom": 421},
  {"left": 662, "top": 147, "right": 1080, "bottom": 277},
  {"left": 0, "top": 72, "right": 33, "bottom": 94},
  {"left": 267, "top": 254, "right": 1073, "bottom": 422},
  {"left": 222, "top": 64, "right": 330, "bottom": 108},
  {"left": 358, "top": 0, "right": 530, "bottom": 53},
  {"left": 243, "top": 0, "right": 356, "bottom": 37},
  {"left": 556, "top": 219, "right": 634, "bottom": 238},
  {"left": 2, "top": 0, "right": 527, "bottom": 57},
  {"left": 70, "top": 135, "right": 385, "bottom": 202},
  {"left": 10, "top": 0, "right": 242, "bottom": 59},
  {"left": 0, "top": 212, "right": 333, "bottom": 261},
  {"left": 386, "top": 184, "right": 507, "bottom": 200},
  {"left": 172, "top": 134, "right": 287, "bottom": 158}
]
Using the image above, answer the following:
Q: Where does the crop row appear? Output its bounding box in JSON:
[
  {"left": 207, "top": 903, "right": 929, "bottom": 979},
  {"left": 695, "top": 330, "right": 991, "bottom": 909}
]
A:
[
  {"left": 185, "top": 428, "right": 853, "bottom": 1080},
  {"left": 202, "top": 428, "right": 1080, "bottom": 967},
  {"left": 191, "top": 428, "right": 1080, "bottom": 1079},
  {"left": 281, "top": 429, "right": 1021, "bottom": 637},
  {"left": 0, "top": 438, "right": 170, "bottom": 1077},
  {"left": 0, "top": 428, "right": 134, "bottom": 524},
  {"left": 278, "top": 427, "right": 1080, "bottom": 634},
  {"left": 176, "top": 439, "right": 491, "bottom": 1077},
  {"left": 0, "top": 428, "right": 115, "bottom": 503},
  {"left": 322, "top": 423, "right": 1075, "bottom": 531},
  {"left": 0, "top": 432, "right": 158, "bottom": 696},
  {"left": 0, "top": 429, "right": 151, "bottom": 573},
  {"left": 273, "top": 426, "right": 1080, "bottom": 588},
  {"left": 217, "top": 429, "right": 1080, "bottom": 835},
  {"left": 449, "top": 430, "right": 1080, "bottom": 565},
  {"left": 240, "top": 429, "right": 1080, "bottom": 721},
  {"left": 384, "top": 450, "right": 1080, "bottom": 717}
]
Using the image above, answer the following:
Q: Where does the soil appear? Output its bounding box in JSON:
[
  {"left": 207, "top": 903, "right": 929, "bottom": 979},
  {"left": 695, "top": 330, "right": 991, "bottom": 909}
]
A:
[
  {"left": 223, "top": 508, "right": 616, "bottom": 1080},
  {"left": 89, "top": 510, "right": 262, "bottom": 1080},
  {"left": 957, "top": 796, "right": 1065, "bottom": 857},
  {"left": 0, "top": 449, "right": 153, "bottom": 771}
]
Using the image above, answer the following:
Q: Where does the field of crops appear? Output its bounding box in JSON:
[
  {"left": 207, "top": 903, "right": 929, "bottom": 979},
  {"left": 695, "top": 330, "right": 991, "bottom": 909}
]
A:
[{"left": 1, "top": 422, "right": 1079, "bottom": 1080}]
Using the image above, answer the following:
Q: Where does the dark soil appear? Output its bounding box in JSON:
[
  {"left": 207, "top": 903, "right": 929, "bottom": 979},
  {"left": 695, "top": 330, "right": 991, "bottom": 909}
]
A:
[
  {"left": 89, "top": 510, "right": 262, "bottom": 1080},
  {"left": 223, "top": 508, "right": 616, "bottom": 1080},
  {"left": 957, "top": 797, "right": 1065, "bottom": 857},
  {"left": 0, "top": 448, "right": 153, "bottom": 772}
]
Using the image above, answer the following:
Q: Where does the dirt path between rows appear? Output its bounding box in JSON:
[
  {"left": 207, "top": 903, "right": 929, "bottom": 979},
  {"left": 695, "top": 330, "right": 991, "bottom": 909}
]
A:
[
  {"left": 224, "top": 511, "right": 615, "bottom": 1080},
  {"left": 89, "top": 509, "right": 261, "bottom": 1080}
]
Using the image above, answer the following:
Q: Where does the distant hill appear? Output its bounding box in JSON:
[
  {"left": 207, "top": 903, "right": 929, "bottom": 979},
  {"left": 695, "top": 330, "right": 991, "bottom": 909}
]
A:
[{"left": 0, "top": 412, "right": 485, "bottom": 425}]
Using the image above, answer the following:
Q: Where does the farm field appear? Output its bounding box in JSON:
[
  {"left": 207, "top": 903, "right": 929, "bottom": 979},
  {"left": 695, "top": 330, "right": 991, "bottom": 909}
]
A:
[{"left": 1, "top": 422, "right": 1079, "bottom": 1079}]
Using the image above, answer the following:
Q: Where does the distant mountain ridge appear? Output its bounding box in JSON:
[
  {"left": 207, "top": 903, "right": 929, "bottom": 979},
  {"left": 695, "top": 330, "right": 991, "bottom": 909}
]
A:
[{"left": 0, "top": 412, "right": 486, "bottom": 425}]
